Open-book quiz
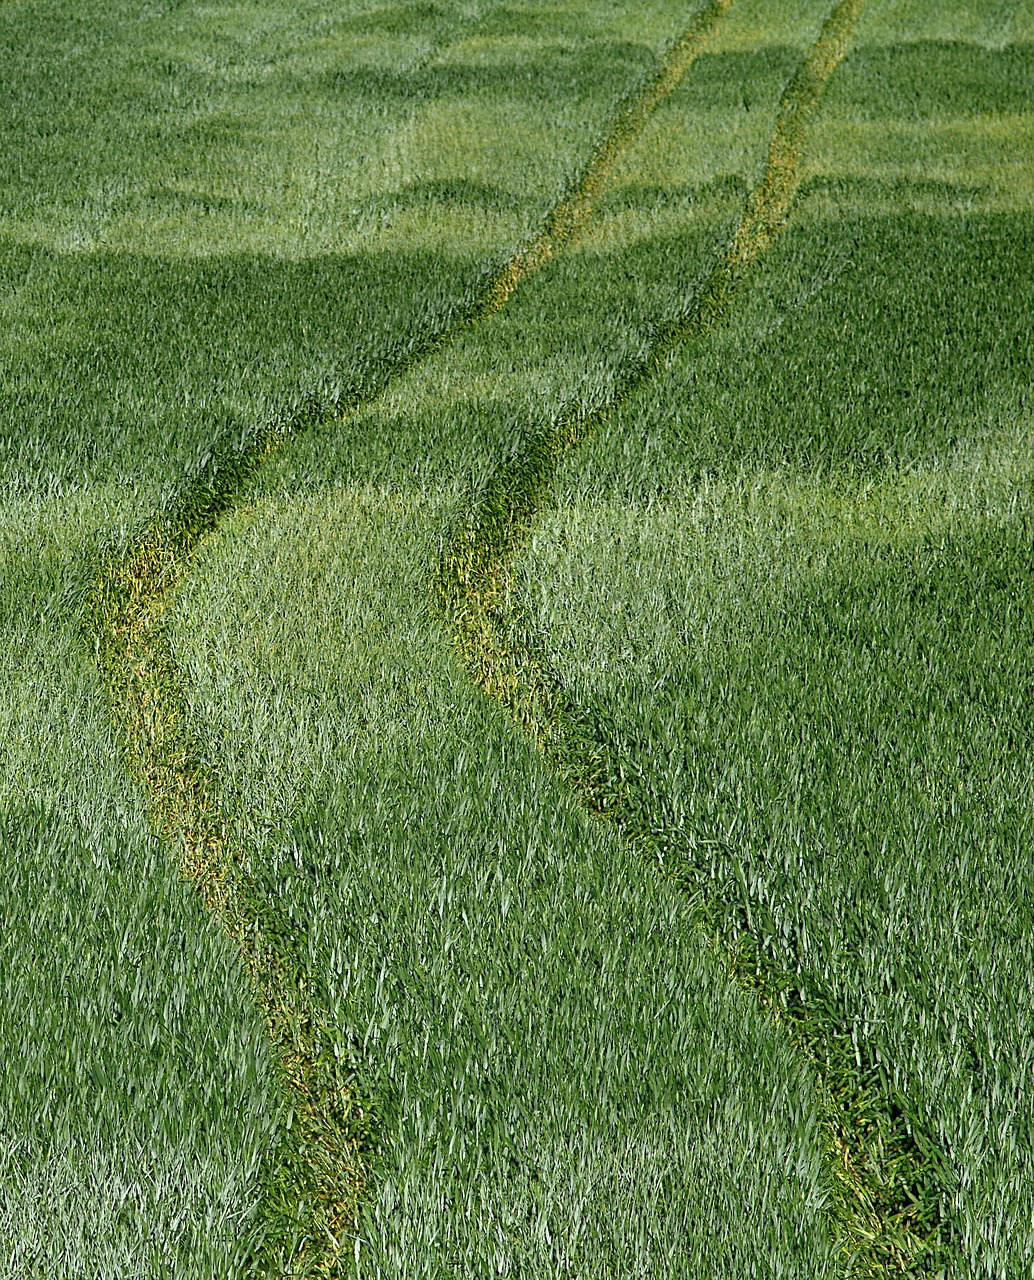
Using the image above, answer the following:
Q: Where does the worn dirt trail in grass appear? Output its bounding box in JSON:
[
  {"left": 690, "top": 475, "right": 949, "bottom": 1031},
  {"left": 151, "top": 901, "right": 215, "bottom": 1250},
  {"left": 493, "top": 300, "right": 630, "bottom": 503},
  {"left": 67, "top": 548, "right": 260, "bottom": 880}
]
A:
[
  {"left": 89, "top": 5, "right": 738, "bottom": 1274},
  {"left": 442, "top": 1, "right": 951, "bottom": 1273}
]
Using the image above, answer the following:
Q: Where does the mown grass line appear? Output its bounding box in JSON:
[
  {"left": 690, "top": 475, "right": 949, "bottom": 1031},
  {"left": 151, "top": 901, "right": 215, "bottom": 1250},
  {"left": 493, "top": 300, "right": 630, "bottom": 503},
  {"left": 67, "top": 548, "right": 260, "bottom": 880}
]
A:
[
  {"left": 442, "top": 1, "right": 952, "bottom": 1273},
  {"left": 87, "top": 5, "right": 738, "bottom": 1274}
]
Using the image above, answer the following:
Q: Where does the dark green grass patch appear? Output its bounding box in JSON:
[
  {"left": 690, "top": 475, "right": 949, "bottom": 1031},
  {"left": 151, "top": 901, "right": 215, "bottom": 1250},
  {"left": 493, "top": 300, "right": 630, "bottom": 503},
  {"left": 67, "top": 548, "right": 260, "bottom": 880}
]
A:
[
  {"left": 551, "top": 209, "right": 1034, "bottom": 494},
  {"left": 0, "top": 243, "right": 483, "bottom": 501},
  {"left": 833, "top": 41, "right": 1034, "bottom": 120}
]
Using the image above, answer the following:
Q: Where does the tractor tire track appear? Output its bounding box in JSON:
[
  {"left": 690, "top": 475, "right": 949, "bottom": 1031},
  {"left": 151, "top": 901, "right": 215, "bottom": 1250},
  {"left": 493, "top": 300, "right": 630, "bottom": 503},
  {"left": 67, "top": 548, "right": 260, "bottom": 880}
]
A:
[
  {"left": 441, "top": 1, "right": 952, "bottom": 1273},
  {"left": 484, "top": 0, "right": 735, "bottom": 313},
  {"left": 88, "top": 4, "right": 736, "bottom": 1274}
]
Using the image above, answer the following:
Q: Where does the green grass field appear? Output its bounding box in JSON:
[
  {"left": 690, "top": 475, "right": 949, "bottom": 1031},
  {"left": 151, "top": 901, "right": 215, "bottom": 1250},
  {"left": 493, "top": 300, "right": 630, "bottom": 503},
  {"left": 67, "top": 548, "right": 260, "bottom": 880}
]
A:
[{"left": 2, "top": 0, "right": 1032, "bottom": 1275}]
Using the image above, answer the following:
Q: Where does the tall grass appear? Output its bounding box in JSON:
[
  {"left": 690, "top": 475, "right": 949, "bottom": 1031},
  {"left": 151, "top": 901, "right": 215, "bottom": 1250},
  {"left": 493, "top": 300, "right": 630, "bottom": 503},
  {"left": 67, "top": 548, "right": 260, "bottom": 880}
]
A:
[
  {"left": 5, "top": 0, "right": 1028, "bottom": 1273},
  {"left": 0, "top": 494, "right": 279, "bottom": 1277},
  {"left": 1, "top": 0, "right": 711, "bottom": 1270},
  {"left": 510, "top": 13, "right": 1034, "bottom": 1276},
  {"left": 167, "top": 487, "right": 834, "bottom": 1278},
  {"left": 160, "top": 3, "right": 859, "bottom": 1271}
]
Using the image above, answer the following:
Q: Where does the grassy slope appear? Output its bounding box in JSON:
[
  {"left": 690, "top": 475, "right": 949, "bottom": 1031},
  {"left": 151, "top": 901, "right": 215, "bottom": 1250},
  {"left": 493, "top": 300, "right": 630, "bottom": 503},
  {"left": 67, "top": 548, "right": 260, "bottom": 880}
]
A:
[
  {"left": 162, "top": 2, "right": 859, "bottom": 1273},
  {"left": 0, "top": 0, "right": 692, "bottom": 1271},
  {"left": 511, "top": 3, "right": 1034, "bottom": 1275}
]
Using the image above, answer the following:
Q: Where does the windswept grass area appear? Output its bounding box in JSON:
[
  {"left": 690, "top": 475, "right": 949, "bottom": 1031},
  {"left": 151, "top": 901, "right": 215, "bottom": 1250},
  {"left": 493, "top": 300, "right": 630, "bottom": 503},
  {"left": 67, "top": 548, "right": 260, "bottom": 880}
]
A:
[
  {"left": 4, "top": 0, "right": 1032, "bottom": 1274},
  {"left": 167, "top": 487, "right": 834, "bottom": 1277},
  {"left": 0, "top": 0, "right": 674, "bottom": 506},
  {"left": 162, "top": 2, "right": 872, "bottom": 1272}
]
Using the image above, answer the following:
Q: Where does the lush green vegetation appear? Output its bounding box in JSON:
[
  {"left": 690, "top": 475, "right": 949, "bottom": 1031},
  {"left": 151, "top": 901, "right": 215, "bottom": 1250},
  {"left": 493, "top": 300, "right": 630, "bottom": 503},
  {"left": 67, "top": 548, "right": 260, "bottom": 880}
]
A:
[
  {"left": 0, "top": 491, "right": 279, "bottom": 1276},
  {"left": 163, "top": 4, "right": 854, "bottom": 1272},
  {"left": 2, "top": 0, "right": 711, "bottom": 1270},
  {"left": 169, "top": 487, "right": 833, "bottom": 1276},
  {"left": 3, "top": 0, "right": 1031, "bottom": 1274},
  {"left": 509, "top": 4, "right": 1034, "bottom": 1275},
  {"left": 1, "top": 0, "right": 679, "bottom": 505}
]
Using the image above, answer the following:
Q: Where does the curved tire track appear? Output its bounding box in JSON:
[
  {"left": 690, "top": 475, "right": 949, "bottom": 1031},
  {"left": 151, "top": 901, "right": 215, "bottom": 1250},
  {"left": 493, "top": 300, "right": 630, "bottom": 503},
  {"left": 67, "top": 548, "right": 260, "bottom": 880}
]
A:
[
  {"left": 88, "top": 4, "right": 737, "bottom": 1274},
  {"left": 442, "top": 1, "right": 951, "bottom": 1273},
  {"left": 485, "top": 0, "right": 735, "bottom": 312}
]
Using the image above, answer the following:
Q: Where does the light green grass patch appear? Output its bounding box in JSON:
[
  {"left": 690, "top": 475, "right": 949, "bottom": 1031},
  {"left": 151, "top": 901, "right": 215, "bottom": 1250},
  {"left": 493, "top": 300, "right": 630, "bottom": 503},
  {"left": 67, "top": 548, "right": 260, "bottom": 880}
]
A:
[
  {"left": 0, "top": 488, "right": 280, "bottom": 1277},
  {"left": 517, "top": 415, "right": 1034, "bottom": 704},
  {"left": 165, "top": 482, "right": 836, "bottom": 1278},
  {"left": 807, "top": 115, "right": 1034, "bottom": 209},
  {"left": 705, "top": 0, "right": 833, "bottom": 52},
  {"left": 856, "top": 0, "right": 1034, "bottom": 47}
]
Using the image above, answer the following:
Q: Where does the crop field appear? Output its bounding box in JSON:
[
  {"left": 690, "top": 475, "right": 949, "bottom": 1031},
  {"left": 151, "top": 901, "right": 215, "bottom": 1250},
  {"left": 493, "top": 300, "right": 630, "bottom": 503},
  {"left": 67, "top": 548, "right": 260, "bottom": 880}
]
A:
[{"left": 1, "top": 0, "right": 1031, "bottom": 1276}]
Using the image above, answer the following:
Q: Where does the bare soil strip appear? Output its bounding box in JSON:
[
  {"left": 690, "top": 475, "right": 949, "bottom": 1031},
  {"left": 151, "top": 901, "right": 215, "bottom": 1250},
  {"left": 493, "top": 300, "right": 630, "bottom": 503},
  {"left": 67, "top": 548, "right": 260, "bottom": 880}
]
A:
[
  {"left": 442, "top": 1, "right": 952, "bottom": 1273},
  {"left": 89, "top": 6, "right": 736, "bottom": 1274}
]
